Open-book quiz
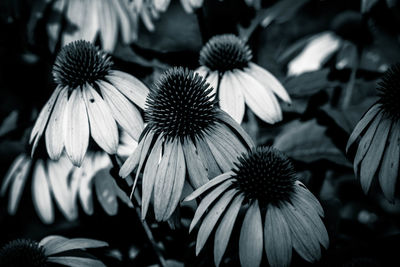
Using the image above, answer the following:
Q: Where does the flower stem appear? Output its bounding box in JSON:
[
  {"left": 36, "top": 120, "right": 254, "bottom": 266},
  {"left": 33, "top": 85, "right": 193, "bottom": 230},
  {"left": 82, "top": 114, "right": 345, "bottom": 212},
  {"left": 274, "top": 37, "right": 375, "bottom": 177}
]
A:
[{"left": 110, "top": 155, "right": 167, "bottom": 267}]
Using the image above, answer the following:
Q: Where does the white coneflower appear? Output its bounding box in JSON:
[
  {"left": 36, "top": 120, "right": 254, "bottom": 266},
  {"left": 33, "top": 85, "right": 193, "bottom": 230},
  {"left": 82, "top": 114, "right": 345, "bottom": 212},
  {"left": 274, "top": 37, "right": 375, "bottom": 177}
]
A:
[
  {"left": 30, "top": 0, "right": 138, "bottom": 52},
  {"left": 197, "top": 34, "right": 291, "bottom": 124},
  {"left": 30, "top": 40, "right": 148, "bottom": 166},
  {"left": 0, "top": 236, "right": 108, "bottom": 267},
  {"left": 119, "top": 67, "right": 254, "bottom": 222},
  {"left": 180, "top": 0, "right": 204, "bottom": 13},
  {"left": 347, "top": 63, "right": 400, "bottom": 202},
  {"left": 185, "top": 147, "right": 328, "bottom": 267}
]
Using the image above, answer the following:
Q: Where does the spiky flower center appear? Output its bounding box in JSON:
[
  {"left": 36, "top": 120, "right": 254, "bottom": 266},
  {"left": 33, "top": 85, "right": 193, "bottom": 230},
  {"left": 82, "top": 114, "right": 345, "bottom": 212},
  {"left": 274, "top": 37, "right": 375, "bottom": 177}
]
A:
[
  {"left": 0, "top": 239, "right": 47, "bottom": 267},
  {"left": 53, "top": 40, "right": 113, "bottom": 88},
  {"left": 199, "top": 34, "right": 252, "bottom": 72},
  {"left": 145, "top": 67, "right": 218, "bottom": 139},
  {"left": 232, "top": 147, "right": 296, "bottom": 204},
  {"left": 377, "top": 63, "right": 400, "bottom": 120}
]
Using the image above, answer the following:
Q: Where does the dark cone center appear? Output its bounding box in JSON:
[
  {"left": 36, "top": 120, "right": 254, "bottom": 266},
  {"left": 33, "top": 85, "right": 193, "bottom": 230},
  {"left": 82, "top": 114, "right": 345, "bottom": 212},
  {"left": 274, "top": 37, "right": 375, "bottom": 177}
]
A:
[
  {"left": 199, "top": 34, "right": 252, "bottom": 72},
  {"left": 52, "top": 40, "right": 113, "bottom": 88},
  {"left": 0, "top": 239, "right": 47, "bottom": 267},
  {"left": 145, "top": 67, "right": 218, "bottom": 140},
  {"left": 232, "top": 147, "right": 296, "bottom": 204},
  {"left": 377, "top": 63, "right": 400, "bottom": 120}
]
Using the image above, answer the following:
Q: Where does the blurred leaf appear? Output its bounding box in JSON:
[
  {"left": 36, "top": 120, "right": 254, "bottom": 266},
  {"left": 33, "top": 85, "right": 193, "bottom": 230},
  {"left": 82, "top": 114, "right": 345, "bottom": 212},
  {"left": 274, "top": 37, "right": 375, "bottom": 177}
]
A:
[
  {"left": 361, "top": 0, "right": 380, "bottom": 13},
  {"left": 274, "top": 119, "right": 351, "bottom": 166},
  {"left": 0, "top": 110, "right": 18, "bottom": 137}
]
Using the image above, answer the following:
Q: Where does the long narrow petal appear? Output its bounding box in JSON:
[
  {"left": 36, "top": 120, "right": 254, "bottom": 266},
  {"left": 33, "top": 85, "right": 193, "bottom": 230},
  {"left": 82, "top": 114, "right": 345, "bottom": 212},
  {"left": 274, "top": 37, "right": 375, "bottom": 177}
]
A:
[
  {"left": 64, "top": 88, "right": 89, "bottom": 166},
  {"left": 1, "top": 154, "right": 26, "bottom": 196},
  {"left": 195, "top": 66, "right": 209, "bottom": 79},
  {"left": 77, "top": 167, "right": 94, "bottom": 215},
  {"left": 379, "top": 121, "right": 400, "bottom": 202},
  {"left": 83, "top": 84, "right": 118, "bottom": 155},
  {"left": 235, "top": 69, "right": 282, "bottom": 124},
  {"left": 114, "top": 0, "right": 134, "bottom": 43},
  {"left": 247, "top": 62, "right": 291, "bottom": 103},
  {"left": 97, "top": 0, "right": 117, "bottom": 51},
  {"left": 360, "top": 117, "right": 391, "bottom": 193},
  {"left": 47, "top": 256, "right": 106, "bottom": 267},
  {"left": 45, "top": 238, "right": 108, "bottom": 256},
  {"left": 189, "top": 180, "right": 233, "bottom": 232},
  {"left": 141, "top": 136, "right": 163, "bottom": 219},
  {"left": 153, "top": 139, "right": 175, "bottom": 221},
  {"left": 214, "top": 194, "right": 244, "bottom": 267},
  {"left": 206, "top": 71, "right": 219, "bottom": 100},
  {"left": 281, "top": 202, "right": 321, "bottom": 263},
  {"left": 294, "top": 181, "right": 324, "bottom": 217},
  {"left": 265, "top": 204, "right": 292, "bottom": 267},
  {"left": 45, "top": 87, "right": 68, "bottom": 160},
  {"left": 94, "top": 169, "right": 118, "bottom": 216},
  {"left": 8, "top": 158, "right": 31, "bottom": 215},
  {"left": 30, "top": 86, "right": 62, "bottom": 156},
  {"left": 184, "top": 172, "right": 233, "bottom": 202},
  {"left": 163, "top": 142, "right": 186, "bottom": 220},
  {"left": 217, "top": 110, "right": 255, "bottom": 148},
  {"left": 106, "top": 70, "right": 149, "bottom": 110},
  {"left": 196, "top": 189, "right": 236, "bottom": 255},
  {"left": 182, "top": 138, "right": 209, "bottom": 189},
  {"left": 99, "top": 80, "right": 144, "bottom": 141},
  {"left": 346, "top": 104, "right": 380, "bottom": 152},
  {"left": 118, "top": 133, "right": 146, "bottom": 178},
  {"left": 353, "top": 111, "right": 383, "bottom": 176},
  {"left": 219, "top": 71, "right": 245, "bottom": 123},
  {"left": 239, "top": 200, "right": 263, "bottom": 267},
  {"left": 195, "top": 136, "right": 222, "bottom": 179},
  {"left": 211, "top": 124, "right": 248, "bottom": 155},
  {"left": 32, "top": 160, "right": 54, "bottom": 224},
  {"left": 205, "top": 133, "right": 239, "bottom": 172},
  {"left": 40, "top": 235, "right": 67, "bottom": 250}
]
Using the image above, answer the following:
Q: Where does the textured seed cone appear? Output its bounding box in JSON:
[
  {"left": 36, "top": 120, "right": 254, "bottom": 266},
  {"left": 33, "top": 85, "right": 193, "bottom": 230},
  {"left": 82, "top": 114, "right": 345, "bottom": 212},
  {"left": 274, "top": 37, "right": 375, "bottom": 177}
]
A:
[{"left": 0, "top": 239, "right": 47, "bottom": 267}]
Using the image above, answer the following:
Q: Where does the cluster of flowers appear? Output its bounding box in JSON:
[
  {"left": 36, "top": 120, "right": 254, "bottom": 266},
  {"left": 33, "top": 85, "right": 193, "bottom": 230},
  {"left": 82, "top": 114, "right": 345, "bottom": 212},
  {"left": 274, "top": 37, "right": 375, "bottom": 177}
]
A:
[{"left": 2, "top": 1, "right": 400, "bottom": 266}]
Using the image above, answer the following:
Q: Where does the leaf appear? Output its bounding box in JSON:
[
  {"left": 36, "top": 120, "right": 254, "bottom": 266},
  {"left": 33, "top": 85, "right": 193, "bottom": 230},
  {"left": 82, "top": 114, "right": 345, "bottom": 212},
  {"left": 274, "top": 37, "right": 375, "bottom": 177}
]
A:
[
  {"left": 274, "top": 119, "right": 351, "bottom": 166},
  {"left": 283, "top": 69, "right": 335, "bottom": 97}
]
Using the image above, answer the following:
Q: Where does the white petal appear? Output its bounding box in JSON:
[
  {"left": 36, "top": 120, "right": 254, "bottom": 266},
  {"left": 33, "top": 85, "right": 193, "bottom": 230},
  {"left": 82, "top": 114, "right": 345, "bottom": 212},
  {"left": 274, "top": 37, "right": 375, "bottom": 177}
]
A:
[
  {"left": 239, "top": 200, "right": 263, "bottom": 267},
  {"left": 83, "top": 84, "right": 118, "bottom": 154},
  {"left": 195, "top": 136, "right": 222, "bottom": 179},
  {"left": 219, "top": 71, "right": 245, "bottom": 123},
  {"left": 47, "top": 256, "right": 106, "bottom": 267},
  {"left": 214, "top": 194, "right": 244, "bottom": 267},
  {"left": 97, "top": 0, "right": 117, "bottom": 51},
  {"left": 99, "top": 80, "right": 144, "bottom": 141},
  {"left": 234, "top": 69, "right": 282, "bottom": 124},
  {"left": 45, "top": 87, "right": 68, "bottom": 160},
  {"left": 40, "top": 235, "right": 67, "bottom": 250},
  {"left": 196, "top": 189, "right": 236, "bottom": 255},
  {"left": 106, "top": 70, "right": 149, "bottom": 110},
  {"left": 247, "top": 62, "right": 291, "bottom": 103},
  {"left": 64, "top": 88, "right": 89, "bottom": 166},
  {"left": 195, "top": 66, "right": 210, "bottom": 79},
  {"left": 30, "top": 86, "right": 62, "bottom": 156},
  {"left": 182, "top": 138, "right": 209, "bottom": 189},
  {"left": 94, "top": 169, "right": 118, "bottom": 216},
  {"left": 205, "top": 71, "right": 218, "bottom": 101},
  {"left": 288, "top": 31, "right": 341, "bottom": 76},
  {"left": 1, "top": 154, "right": 27, "bottom": 196},
  {"left": 45, "top": 237, "right": 108, "bottom": 256},
  {"left": 32, "top": 160, "right": 54, "bottom": 224},
  {"left": 8, "top": 157, "right": 31, "bottom": 215},
  {"left": 114, "top": 0, "right": 135, "bottom": 43}
]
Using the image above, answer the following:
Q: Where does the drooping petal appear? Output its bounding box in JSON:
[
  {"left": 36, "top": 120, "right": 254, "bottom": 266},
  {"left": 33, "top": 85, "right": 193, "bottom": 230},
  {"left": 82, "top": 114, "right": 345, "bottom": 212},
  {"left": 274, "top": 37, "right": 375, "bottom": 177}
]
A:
[
  {"left": 77, "top": 165, "right": 94, "bottom": 215},
  {"left": 235, "top": 69, "right": 282, "bottom": 124},
  {"left": 106, "top": 70, "right": 149, "bottom": 110},
  {"left": 64, "top": 88, "right": 89, "bottom": 166},
  {"left": 45, "top": 87, "right": 68, "bottom": 160},
  {"left": 47, "top": 256, "right": 106, "bottom": 267},
  {"left": 359, "top": 117, "right": 391, "bottom": 193},
  {"left": 83, "top": 84, "right": 118, "bottom": 155},
  {"left": 204, "top": 133, "right": 240, "bottom": 172},
  {"left": 247, "top": 62, "right": 291, "bottom": 103},
  {"left": 182, "top": 137, "right": 210, "bottom": 188},
  {"left": 1, "top": 154, "right": 26, "bottom": 196},
  {"left": 353, "top": 111, "right": 383, "bottom": 176},
  {"left": 294, "top": 181, "right": 324, "bottom": 217},
  {"left": 239, "top": 200, "right": 263, "bottom": 267},
  {"left": 219, "top": 71, "right": 245, "bottom": 123},
  {"left": 94, "top": 169, "right": 119, "bottom": 216},
  {"left": 30, "top": 86, "right": 62, "bottom": 156},
  {"left": 280, "top": 202, "right": 321, "bottom": 263},
  {"left": 346, "top": 104, "right": 380, "bottom": 152},
  {"left": 40, "top": 235, "right": 68, "bottom": 252},
  {"left": 206, "top": 71, "right": 219, "bottom": 100},
  {"left": 99, "top": 80, "right": 144, "bottom": 141},
  {"left": 118, "top": 132, "right": 146, "bottom": 178},
  {"left": 190, "top": 180, "right": 233, "bottom": 232},
  {"left": 97, "top": 0, "right": 117, "bottom": 51},
  {"left": 211, "top": 124, "right": 248, "bottom": 155},
  {"left": 214, "top": 194, "right": 244, "bottom": 267},
  {"left": 114, "top": 0, "right": 135, "bottom": 43},
  {"left": 196, "top": 189, "right": 236, "bottom": 255},
  {"left": 195, "top": 136, "right": 222, "bottom": 179},
  {"left": 379, "top": 121, "right": 400, "bottom": 202},
  {"left": 264, "top": 204, "right": 292, "bottom": 267},
  {"left": 32, "top": 160, "right": 54, "bottom": 224},
  {"left": 44, "top": 237, "right": 108, "bottom": 256},
  {"left": 8, "top": 157, "right": 31, "bottom": 215}
]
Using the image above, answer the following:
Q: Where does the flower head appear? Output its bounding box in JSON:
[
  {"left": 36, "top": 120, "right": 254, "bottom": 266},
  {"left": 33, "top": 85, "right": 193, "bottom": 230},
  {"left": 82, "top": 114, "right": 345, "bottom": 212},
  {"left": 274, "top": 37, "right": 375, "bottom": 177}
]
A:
[
  {"left": 197, "top": 34, "right": 291, "bottom": 124},
  {"left": 30, "top": 40, "right": 148, "bottom": 166},
  {"left": 347, "top": 63, "right": 400, "bottom": 202},
  {"left": 29, "top": 0, "right": 138, "bottom": 52},
  {"left": 0, "top": 236, "right": 108, "bottom": 267},
  {"left": 120, "top": 67, "right": 254, "bottom": 222},
  {"left": 185, "top": 147, "right": 328, "bottom": 267}
]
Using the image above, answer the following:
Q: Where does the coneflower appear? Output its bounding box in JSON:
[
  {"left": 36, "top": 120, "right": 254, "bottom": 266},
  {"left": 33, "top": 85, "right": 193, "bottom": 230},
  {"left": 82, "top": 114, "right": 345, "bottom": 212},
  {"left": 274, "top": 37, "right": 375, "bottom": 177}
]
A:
[
  {"left": 30, "top": 40, "right": 148, "bottom": 166},
  {"left": 0, "top": 236, "right": 108, "bottom": 267},
  {"left": 185, "top": 147, "right": 328, "bottom": 267},
  {"left": 196, "top": 34, "right": 291, "bottom": 124},
  {"left": 119, "top": 67, "right": 254, "bottom": 222},
  {"left": 347, "top": 63, "right": 400, "bottom": 202}
]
